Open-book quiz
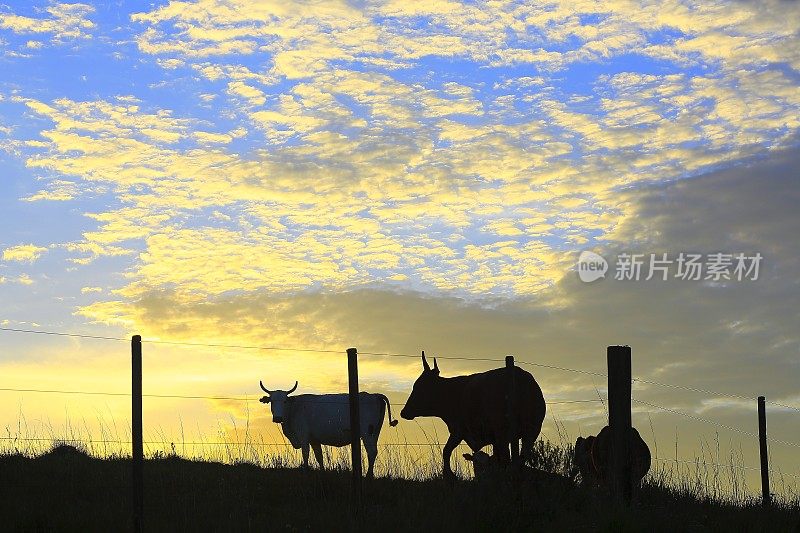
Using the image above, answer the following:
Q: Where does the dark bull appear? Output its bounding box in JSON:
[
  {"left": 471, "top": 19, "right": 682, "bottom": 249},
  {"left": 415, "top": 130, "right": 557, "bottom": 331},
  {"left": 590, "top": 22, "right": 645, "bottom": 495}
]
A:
[{"left": 400, "top": 352, "right": 546, "bottom": 479}]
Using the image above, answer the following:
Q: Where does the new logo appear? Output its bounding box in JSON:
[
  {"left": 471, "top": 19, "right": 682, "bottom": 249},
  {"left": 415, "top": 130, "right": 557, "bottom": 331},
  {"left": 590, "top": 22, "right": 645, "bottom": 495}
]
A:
[{"left": 577, "top": 251, "right": 608, "bottom": 283}]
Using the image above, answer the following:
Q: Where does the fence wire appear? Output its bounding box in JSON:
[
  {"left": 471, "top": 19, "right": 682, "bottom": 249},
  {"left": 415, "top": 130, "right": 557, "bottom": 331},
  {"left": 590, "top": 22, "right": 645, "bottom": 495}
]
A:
[
  {"left": 2, "top": 326, "right": 799, "bottom": 452},
  {"left": 633, "top": 398, "right": 800, "bottom": 449},
  {"left": 3, "top": 325, "right": 797, "bottom": 410},
  {"left": 0, "top": 386, "right": 604, "bottom": 406}
]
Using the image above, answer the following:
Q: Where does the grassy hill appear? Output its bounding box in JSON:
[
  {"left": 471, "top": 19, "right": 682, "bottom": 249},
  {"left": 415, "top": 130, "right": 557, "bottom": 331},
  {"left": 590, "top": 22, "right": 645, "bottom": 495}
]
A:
[{"left": 1, "top": 444, "right": 798, "bottom": 532}]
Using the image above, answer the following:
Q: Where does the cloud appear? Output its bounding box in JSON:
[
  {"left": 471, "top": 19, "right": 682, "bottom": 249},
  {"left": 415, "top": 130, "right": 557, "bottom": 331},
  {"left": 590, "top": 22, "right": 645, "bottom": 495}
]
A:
[
  {"left": 2, "top": 244, "right": 48, "bottom": 263},
  {"left": 226, "top": 81, "right": 267, "bottom": 106},
  {"left": 22, "top": 179, "right": 81, "bottom": 202},
  {"left": 0, "top": 3, "right": 95, "bottom": 42},
  {"left": 129, "top": 0, "right": 800, "bottom": 74},
  {"left": 15, "top": 273, "right": 34, "bottom": 285},
  {"left": 80, "top": 286, "right": 103, "bottom": 294},
  {"left": 11, "top": 41, "right": 799, "bottom": 289},
  {"left": 77, "top": 146, "right": 800, "bottom": 397},
  {"left": 4, "top": 1, "right": 793, "bottom": 290}
]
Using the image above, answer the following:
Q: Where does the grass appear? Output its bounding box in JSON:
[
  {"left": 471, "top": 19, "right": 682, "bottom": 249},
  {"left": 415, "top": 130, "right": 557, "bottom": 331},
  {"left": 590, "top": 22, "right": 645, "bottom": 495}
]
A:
[{"left": 1, "top": 430, "right": 799, "bottom": 532}]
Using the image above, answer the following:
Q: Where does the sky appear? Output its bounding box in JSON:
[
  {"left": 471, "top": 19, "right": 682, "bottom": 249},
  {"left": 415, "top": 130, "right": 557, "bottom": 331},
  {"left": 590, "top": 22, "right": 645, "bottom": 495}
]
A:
[{"left": 0, "top": 0, "right": 799, "bottom": 494}]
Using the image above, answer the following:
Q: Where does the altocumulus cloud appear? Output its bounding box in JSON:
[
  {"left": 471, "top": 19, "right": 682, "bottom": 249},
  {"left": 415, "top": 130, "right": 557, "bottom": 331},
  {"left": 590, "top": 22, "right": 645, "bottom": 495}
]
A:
[
  {"left": 79, "top": 147, "right": 800, "bottom": 409},
  {"left": 2, "top": 244, "right": 48, "bottom": 263}
]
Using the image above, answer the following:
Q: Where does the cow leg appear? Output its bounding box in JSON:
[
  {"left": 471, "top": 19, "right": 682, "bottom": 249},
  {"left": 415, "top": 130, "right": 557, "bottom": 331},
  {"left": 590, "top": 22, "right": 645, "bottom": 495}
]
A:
[
  {"left": 442, "top": 434, "right": 462, "bottom": 480},
  {"left": 510, "top": 437, "right": 521, "bottom": 466},
  {"left": 311, "top": 442, "right": 324, "bottom": 470},
  {"left": 522, "top": 417, "right": 543, "bottom": 466},
  {"left": 521, "top": 433, "right": 535, "bottom": 466},
  {"left": 363, "top": 438, "right": 378, "bottom": 478},
  {"left": 493, "top": 439, "right": 510, "bottom": 466},
  {"left": 301, "top": 443, "right": 310, "bottom": 469}
]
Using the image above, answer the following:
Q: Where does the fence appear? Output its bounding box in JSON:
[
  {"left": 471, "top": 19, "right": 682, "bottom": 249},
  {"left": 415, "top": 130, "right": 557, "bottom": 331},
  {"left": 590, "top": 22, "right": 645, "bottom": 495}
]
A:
[{"left": 1, "top": 326, "right": 799, "bottom": 528}]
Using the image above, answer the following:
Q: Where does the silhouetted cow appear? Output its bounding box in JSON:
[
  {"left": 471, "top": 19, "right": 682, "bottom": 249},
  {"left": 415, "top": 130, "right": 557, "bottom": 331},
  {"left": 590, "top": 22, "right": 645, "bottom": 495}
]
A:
[
  {"left": 572, "top": 426, "right": 651, "bottom": 489},
  {"left": 400, "top": 352, "right": 546, "bottom": 479},
  {"left": 259, "top": 381, "right": 398, "bottom": 477},
  {"left": 464, "top": 449, "right": 575, "bottom": 492}
]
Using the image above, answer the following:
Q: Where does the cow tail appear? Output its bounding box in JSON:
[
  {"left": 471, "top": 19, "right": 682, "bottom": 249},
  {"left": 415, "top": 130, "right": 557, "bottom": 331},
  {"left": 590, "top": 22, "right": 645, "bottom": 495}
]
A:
[
  {"left": 379, "top": 394, "right": 399, "bottom": 427},
  {"left": 589, "top": 436, "right": 601, "bottom": 479}
]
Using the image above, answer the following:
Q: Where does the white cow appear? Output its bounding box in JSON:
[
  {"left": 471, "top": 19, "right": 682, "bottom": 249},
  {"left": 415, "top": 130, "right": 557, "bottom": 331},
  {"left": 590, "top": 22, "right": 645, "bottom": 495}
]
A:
[{"left": 259, "top": 381, "right": 398, "bottom": 477}]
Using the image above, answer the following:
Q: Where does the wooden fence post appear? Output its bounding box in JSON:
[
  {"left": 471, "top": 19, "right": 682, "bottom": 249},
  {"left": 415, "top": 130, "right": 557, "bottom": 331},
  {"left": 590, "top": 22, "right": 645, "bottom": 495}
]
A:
[
  {"left": 758, "top": 396, "right": 771, "bottom": 507},
  {"left": 607, "top": 345, "right": 632, "bottom": 505},
  {"left": 131, "top": 335, "right": 143, "bottom": 533},
  {"left": 347, "top": 347, "right": 362, "bottom": 510},
  {"left": 506, "top": 355, "right": 519, "bottom": 464}
]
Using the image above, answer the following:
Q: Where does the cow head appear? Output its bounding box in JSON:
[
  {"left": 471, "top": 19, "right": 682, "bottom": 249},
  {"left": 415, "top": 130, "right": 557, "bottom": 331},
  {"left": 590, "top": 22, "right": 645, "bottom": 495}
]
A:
[
  {"left": 463, "top": 450, "right": 494, "bottom": 478},
  {"left": 259, "top": 380, "right": 298, "bottom": 423},
  {"left": 400, "top": 352, "right": 440, "bottom": 420}
]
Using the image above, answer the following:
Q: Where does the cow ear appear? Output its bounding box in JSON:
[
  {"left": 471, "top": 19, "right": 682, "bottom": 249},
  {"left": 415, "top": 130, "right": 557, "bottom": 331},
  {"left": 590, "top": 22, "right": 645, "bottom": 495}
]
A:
[
  {"left": 433, "top": 357, "right": 439, "bottom": 374},
  {"left": 463, "top": 453, "right": 474, "bottom": 462},
  {"left": 260, "top": 396, "right": 271, "bottom": 404},
  {"left": 422, "top": 351, "right": 430, "bottom": 372}
]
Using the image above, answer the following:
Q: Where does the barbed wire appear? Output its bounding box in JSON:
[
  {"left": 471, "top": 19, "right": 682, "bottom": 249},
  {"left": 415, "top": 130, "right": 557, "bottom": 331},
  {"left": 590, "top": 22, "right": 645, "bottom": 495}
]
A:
[
  {"left": 633, "top": 377, "right": 800, "bottom": 413},
  {"left": 650, "top": 457, "right": 800, "bottom": 480},
  {"left": 1, "top": 326, "right": 798, "bottom": 411},
  {"left": 633, "top": 399, "right": 800, "bottom": 449},
  {"left": 653, "top": 456, "right": 756, "bottom": 470},
  {"left": 0, "top": 387, "right": 248, "bottom": 401},
  {"left": 0, "top": 436, "right": 463, "bottom": 447},
  {"left": 148, "top": 338, "right": 343, "bottom": 354},
  {"left": 517, "top": 360, "right": 607, "bottom": 377},
  {"left": 0, "top": 326, "right": 610, "bottom": 377},
  {"left": 15, "top": 381, "right": 800, "bottom": 447},
  {"left": 5, "top": 326, "right": 800, "bottom": 497},
  {"left": 633, "top": 378, "right": 752, "bottom": 401},
  {"left": 633, "top": 398, "right": 760, "bottom": 438},
  {"left": 0, "top": 327, "right": 127, "bottom": 342},
  {"left": 0, "top": 385, "right": 602, "bottom": 406}
]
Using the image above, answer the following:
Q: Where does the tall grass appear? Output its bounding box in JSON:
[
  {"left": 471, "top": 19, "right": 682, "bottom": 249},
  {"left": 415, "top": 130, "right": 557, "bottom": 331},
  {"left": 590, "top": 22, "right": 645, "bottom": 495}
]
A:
[
  {"left": 3, "top": 420, "right": 800, "bottom": 531},
  {"left": 2, "top": 411, "right": 798, "bottom": 508}
]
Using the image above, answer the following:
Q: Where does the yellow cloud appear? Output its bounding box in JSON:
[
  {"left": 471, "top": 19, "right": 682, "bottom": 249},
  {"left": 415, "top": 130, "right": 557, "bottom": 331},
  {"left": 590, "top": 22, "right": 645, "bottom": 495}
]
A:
[
  {"left": 0, "top": 3, "right": 94, "bottom": 41},
  {"left": 2, "top": 244, "right": 48, "bottom": 263},
  {"left": 7, "top": 0, "right": 799, "bottom": 309},
  {"left": 194, "top": 131, "right": 233, "bottom": 144},
  {"left": 227, "top": 81, "right": 267, "bottom": 106},
  {"left": 80, "top": 286, "right": 103, "bottom": 294},
  {"left": 22, "top": 179, "right": 80, "bottom": 202}
]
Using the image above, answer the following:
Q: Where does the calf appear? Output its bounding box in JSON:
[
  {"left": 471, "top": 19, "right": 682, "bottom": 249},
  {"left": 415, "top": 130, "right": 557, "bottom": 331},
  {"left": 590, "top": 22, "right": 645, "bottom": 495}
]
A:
[
  {"left": 464, "top": 449, "right": 575, "bottom": 492},
  {"left": 572, "top": 426, "right": 651, "bottom": 489}
]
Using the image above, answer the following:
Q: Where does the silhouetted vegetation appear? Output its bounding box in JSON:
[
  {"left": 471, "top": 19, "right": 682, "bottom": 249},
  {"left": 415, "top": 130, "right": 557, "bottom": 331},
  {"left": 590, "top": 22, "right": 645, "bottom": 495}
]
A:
[{"left": 1, "top": 440, "right": 798, "bottom": 532}]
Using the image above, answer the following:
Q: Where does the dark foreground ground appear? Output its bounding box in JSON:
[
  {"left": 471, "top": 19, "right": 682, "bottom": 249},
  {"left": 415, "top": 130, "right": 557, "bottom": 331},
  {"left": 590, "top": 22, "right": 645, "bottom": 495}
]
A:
[{"left": 1, "top": 446, "right": 798, "bottom": 532}]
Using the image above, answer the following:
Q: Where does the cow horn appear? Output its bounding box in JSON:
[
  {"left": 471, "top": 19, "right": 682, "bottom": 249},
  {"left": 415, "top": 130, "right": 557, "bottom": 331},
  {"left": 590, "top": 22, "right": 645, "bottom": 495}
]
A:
[
  {"left": 259, "top": 381, "right": 271, "bottom": 394},
  {"left": 286, "top": 381, "right": 298, "bottom": 395},
  {"left": 433, "top": 357, "right": 439, "bottom": 372},
  {"left": 422, "top": 351, "right": 430, "bottom": 371}
]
